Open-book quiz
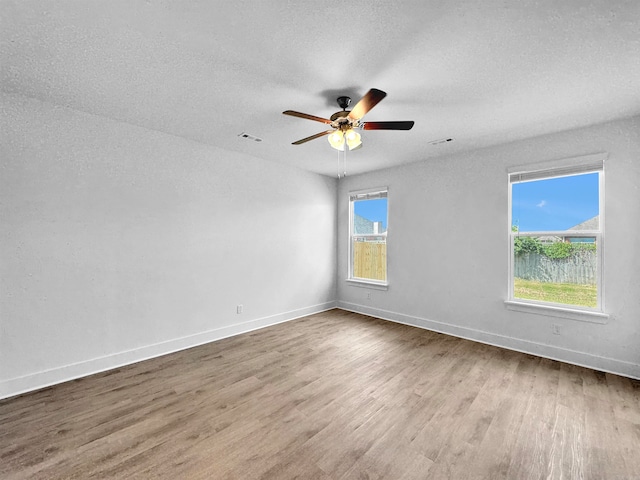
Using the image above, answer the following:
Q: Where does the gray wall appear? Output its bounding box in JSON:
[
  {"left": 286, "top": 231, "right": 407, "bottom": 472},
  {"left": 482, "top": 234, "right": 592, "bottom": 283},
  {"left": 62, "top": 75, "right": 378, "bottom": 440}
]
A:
[
  {"left": 337, "top": 115, "right": 640, "bottom": 378},
  {"left": 0, "top": 93, "right": 338, "bottom": 398}
]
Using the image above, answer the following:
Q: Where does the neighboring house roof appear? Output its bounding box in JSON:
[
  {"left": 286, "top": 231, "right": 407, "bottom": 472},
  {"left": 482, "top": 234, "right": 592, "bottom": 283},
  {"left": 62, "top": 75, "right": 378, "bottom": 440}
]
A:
[
  {"left": 567, "top": 215, "right": 599, "bottom": 231},
  {"left": 354, "top": 214, "right": 386, "bottom": 235}
]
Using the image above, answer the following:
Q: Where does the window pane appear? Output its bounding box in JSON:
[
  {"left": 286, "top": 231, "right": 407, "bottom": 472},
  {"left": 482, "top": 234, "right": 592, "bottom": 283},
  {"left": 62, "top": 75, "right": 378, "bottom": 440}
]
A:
[
  {"left": 512, "top": 172, "right": 599, "bottom": 232},
  {"left": 352, "top": 197, "right": 387, "bottom": 281},
  {"left": 353, "top": 198, "right": 387, "bottom": 234},
  {"left": 509, "top": 163, "right": 603, "bottom": 311},
  {"left": 512, "top": 236, "right": 597, "bottom": 308},
  {"left": 352, "top": 237, "right": 387, "bottom": 281}
]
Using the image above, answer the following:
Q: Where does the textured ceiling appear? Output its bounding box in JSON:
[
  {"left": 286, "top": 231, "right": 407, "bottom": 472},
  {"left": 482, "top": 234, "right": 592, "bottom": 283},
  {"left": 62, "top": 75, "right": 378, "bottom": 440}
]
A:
[{"left": 2, "top": 1, "right": 640, "bottom": 177}]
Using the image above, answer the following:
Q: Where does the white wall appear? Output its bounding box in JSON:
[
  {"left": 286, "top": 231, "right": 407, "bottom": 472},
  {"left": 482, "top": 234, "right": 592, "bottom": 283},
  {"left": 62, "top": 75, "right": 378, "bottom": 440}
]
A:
[
  {"left": 337, "top": 115, "right": 640, "bottom": 379},
  {"left": 2, "top": 93, "right": 637, "bottom": 401},
  {"left": 0, "top": 93, "right": 337, "bottom": 398}
]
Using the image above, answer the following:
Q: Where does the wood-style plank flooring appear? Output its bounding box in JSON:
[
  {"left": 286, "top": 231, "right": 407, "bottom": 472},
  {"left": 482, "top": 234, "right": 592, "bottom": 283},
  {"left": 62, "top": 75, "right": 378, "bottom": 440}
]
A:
[{"left": 1, "top": 309, "right": 639, "bottom": 479}]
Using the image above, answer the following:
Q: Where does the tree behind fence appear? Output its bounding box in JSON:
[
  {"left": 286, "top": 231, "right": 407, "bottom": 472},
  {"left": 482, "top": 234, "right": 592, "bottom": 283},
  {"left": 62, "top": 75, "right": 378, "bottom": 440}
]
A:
[{"left": 515, "top": 250, "right": 596, "bottom": 284}]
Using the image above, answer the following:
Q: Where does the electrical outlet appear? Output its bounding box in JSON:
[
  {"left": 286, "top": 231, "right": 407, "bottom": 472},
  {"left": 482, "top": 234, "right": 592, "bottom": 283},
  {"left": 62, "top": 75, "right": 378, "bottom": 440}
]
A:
[
  {"left": 366, "top": 291, "right": 371, "bottom": 300},
  {"left": 552, "top": 324, "right": 561, "bottom": 335},
  {"left": 237, "top": 305, "right": 243, "bottom": 314}
]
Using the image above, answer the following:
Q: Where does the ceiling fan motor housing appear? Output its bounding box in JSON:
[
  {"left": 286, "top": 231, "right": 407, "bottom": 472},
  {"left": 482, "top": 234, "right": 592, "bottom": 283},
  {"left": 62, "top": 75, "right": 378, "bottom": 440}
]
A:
[
  {"left": 331, "top": 96, "right": 354, "bottom": 126},
  {"left": 330, "top": 110, "right": 353, "bottom": 127}
]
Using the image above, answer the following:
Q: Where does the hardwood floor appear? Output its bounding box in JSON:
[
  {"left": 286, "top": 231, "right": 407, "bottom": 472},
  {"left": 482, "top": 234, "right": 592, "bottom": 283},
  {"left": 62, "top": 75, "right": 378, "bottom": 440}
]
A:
[{"left": 1, "top": 309, "right": 639, "bottom": 479}]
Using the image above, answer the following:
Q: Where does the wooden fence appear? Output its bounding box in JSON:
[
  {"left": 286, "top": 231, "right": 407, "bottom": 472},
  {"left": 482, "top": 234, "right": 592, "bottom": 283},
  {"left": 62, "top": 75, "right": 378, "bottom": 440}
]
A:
[
  {"left": 514, "top": 251, "right": 596, "bottom": 284},
  {"left": 353, "top": 242, "right": 386, "bottom": 281}
]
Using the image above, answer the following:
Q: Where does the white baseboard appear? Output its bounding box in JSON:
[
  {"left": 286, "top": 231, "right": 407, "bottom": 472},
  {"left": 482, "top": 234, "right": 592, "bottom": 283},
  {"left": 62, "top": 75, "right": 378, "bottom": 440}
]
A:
[
  {"left": 338, "top": 301, "right": 640, "bottom": 380},
  {"left": 0, "top": 301, "right": 337, "bottom": 400}
]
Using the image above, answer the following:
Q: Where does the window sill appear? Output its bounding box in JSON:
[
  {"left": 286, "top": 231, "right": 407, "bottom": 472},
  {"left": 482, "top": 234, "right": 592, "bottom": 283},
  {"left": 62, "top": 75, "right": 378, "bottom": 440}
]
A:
[
  {"left": 346, "top": 279, "right": 389, "bottom": 291},
  {"left": 504, "top": 300, "right": 609, "bottom": 324}
]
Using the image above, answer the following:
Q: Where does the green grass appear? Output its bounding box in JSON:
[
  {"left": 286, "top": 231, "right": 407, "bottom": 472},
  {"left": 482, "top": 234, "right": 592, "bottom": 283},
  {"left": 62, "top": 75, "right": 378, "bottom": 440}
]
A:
[{"left": 514, "top": 277, "right": 597, "bottom": 308}]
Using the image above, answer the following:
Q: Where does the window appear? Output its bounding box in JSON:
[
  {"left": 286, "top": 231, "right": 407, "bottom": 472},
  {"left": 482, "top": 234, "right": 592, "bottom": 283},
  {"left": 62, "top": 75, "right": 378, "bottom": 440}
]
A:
[
  {"left": 349, "top": 188, "right": 388, "bottom": 285},
  {"left": 508, "top": 155, "right": 604, "bottom": 313}
]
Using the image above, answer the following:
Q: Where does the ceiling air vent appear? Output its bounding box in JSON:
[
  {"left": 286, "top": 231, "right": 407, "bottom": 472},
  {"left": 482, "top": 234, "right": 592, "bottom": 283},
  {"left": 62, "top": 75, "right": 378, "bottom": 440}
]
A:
[
  {"left": 428, "top": 138, "right": 453, "bottom": 146},
  {"left": 238, "top": 132, "right": 263, "bottom": 142}
]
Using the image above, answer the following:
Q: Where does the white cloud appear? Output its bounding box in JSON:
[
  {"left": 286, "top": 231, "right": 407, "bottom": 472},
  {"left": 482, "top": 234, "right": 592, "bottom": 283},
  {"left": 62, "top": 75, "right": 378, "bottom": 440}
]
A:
[{"left": 537, "top": 200, "right": 546, "bottom": 208}]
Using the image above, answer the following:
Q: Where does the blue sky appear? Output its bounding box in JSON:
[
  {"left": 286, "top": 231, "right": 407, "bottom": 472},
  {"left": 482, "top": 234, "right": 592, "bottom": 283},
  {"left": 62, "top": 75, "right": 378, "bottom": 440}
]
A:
[
  {"left": 512, "top": 172, "right": 599, "bottom": 231},
  {"left": 354, "top": 198, "right": 387, "bottom": 229}
]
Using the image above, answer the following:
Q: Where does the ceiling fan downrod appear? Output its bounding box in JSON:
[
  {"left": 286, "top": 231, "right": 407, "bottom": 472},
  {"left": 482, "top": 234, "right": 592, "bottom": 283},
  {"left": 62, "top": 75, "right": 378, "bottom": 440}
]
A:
[{"left": 336, "top": 96, "right": 351, "bottom": 110}]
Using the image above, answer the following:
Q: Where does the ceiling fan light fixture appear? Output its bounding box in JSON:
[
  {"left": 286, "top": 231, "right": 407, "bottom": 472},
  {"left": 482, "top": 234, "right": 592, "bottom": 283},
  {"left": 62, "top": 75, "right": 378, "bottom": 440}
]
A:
[
  {"left": 345, "top": 129, "right": 362, "bottom": 150},
  {"left": 328, "top": 130, "right": 345, "bottom": 150}
]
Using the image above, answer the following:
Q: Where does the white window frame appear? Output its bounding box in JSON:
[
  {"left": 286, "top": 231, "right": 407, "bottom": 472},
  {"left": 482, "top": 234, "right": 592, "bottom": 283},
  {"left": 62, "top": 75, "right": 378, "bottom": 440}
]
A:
[
  {"left": 347, "top": 187, "right": 389, "bottom": 289},
  {"left": 505, "top": 153, "right": 608, "bottom": 323}
]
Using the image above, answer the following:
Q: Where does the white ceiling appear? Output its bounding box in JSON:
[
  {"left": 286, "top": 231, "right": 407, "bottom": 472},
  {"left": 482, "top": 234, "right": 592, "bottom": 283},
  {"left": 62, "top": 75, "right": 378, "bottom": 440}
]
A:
[{"left": 2, "top": 1, "right": 639, "bottom": 177}]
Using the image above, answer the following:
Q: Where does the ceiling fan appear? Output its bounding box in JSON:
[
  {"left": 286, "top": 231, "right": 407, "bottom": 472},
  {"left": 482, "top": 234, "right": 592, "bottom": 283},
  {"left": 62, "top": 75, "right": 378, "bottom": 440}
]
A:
[{"left": 283, "top": 88, "right": 414, "bottom": 151}]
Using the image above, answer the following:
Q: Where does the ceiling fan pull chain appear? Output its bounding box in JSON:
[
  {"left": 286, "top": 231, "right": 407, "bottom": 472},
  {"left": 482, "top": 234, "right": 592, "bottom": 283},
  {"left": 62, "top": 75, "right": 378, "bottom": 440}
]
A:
[{"left": 343, "top": 146, "right": 347, "bottom": 177}]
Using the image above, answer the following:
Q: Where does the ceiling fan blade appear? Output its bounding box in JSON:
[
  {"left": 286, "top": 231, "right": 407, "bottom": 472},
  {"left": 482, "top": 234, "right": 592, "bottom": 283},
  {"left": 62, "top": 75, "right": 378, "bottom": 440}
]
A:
[
  {"left": 292, "top": 130, "right": 334, "bottom": 145},
  {"left": 347, "top": 88, "right": 387, "bottom": 121},
  {"left": 283, "top": 110, "right": 332, "bottom": 124},
  {"left": 362, "top": 121, "right": 415, "bottom": 130}
]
